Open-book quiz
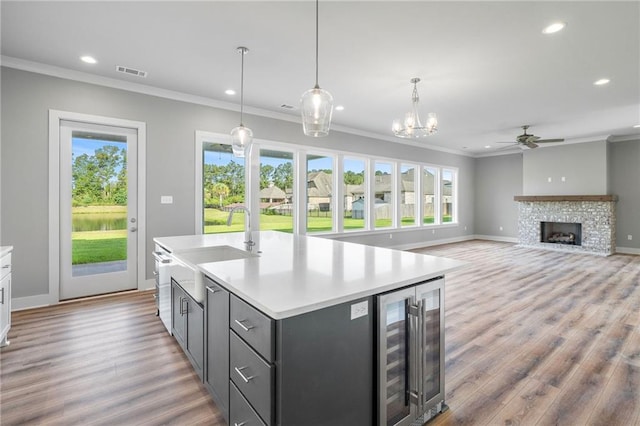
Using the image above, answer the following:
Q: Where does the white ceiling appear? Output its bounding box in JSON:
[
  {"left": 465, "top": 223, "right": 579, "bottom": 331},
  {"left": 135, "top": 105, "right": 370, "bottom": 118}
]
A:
[{"left": 2, "top": 1, "right": 639, "bottom": 156}]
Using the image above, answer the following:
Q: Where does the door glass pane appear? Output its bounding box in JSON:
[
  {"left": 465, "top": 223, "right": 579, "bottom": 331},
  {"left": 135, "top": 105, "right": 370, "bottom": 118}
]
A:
[
  {"left": 421, "top": 289, "right": 441, "bottom": 402},
  {"left": 260, "top": 149, "right": 294, "bottom": 232},
  {"left": 385, "top": 300, "right": 409, "bottom": 426},
  {"left": 202, "top": 143, "right": 245, "bottom": 234},
  {"left": 375, "top": 162, "right": 393, "bottom": 229},
  {"left": 306, "top": 154, "right": 333, "bottom": 233},
  {"left": 344, "top": 157, "right": 365, "bottom": 231},
  {"left": 423, "top": 167, "right": 436, "bottom": 225},
  {"left": 71, "top": 133, "right": 127, "bottom": 277},
  {"left": 401, "top": 164, "right": 416, "bottom": 227}
]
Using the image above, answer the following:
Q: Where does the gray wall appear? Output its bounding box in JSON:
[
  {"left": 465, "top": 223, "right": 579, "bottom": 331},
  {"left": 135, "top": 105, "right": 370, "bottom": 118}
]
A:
[
  {"left": 1, "top": 67, "right": 475, "bottom": 300},
  {"left": 474, "top": 153, "right": 522, "bottom": 239},
  {"left": 609, "top": 139, "right": 640, "bottom": 250},
  {"left": 523, "top": 141, "right": 608, "bottom": 195}
]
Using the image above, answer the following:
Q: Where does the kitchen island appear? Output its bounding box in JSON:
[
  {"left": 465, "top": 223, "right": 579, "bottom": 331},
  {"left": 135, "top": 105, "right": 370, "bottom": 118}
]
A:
[{"left": 154, "top": 231, "right": 465, "bottom": 426}]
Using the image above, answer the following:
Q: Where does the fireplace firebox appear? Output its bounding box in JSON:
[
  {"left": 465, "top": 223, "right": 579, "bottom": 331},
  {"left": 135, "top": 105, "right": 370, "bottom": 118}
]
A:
[{"left": 540, "top": 221, "right": 582, "bottom": 246}]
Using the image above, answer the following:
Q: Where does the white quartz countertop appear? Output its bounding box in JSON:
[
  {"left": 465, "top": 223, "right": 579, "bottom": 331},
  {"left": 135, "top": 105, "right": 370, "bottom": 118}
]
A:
[{"left": 155, "top": 232, "right": 466, "bottom": 320}]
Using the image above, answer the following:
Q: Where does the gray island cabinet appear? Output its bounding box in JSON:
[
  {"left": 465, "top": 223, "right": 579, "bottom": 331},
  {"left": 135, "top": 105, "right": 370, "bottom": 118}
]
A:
[
  {"left": 154, "top": 231, "right": 465, "bottom": 426},
  {"left": 204, "top": 274, "right": 374, "bottom": 426}
]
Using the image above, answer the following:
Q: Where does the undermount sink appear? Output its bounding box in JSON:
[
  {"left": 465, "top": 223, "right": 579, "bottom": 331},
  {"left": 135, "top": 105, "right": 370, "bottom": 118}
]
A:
[{"left": 171, "top": 245, "right": 259, "bottom": 304}]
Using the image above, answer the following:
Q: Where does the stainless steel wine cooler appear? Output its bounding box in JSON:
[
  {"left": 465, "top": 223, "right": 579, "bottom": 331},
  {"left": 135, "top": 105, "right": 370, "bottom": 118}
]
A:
[{"left": 377, "top": 277, "right": 445, "bottom": 426}]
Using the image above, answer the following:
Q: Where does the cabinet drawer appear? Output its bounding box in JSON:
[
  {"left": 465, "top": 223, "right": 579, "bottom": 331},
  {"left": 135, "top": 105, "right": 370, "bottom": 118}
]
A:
[
  {"left": 230, "top": 381, "right": 266, "bottom": 426},
  {"left": 230, "top": 295, "right": 275, "bottom": 362},
  {"left": 0, "top": 253, "right": 11, "bottom": 280},
  {"left": 230, "top": 331, "right": 274, "bottom": 425}
]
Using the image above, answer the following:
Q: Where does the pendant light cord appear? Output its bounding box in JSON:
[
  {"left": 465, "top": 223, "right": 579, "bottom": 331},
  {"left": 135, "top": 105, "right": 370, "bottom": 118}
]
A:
[
  {"left": 315, "top": 0, "right": 319, "bottom": 89},
  {"left": 240, "top": 48, "right": 245, "bottom": 125}
]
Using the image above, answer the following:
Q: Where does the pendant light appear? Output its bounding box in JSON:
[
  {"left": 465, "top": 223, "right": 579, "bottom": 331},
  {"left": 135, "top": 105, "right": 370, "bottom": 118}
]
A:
[
  {"left": 300, "top": 0, "right": 333, "bottom": 137},
  {"left": 231, "top": 46, "right": 252, "bottom": 157},
  {"left": 392, "top": 78, "right": 438, "bottom": 138}
]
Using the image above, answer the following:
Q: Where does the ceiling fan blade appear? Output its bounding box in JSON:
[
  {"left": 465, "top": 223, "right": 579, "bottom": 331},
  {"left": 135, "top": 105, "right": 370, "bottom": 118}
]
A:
[
  {"left": 536, "top": 138, "right": 565, "bottom": 143},
  {"left": 525, "top": 141, "right": 539, "bottom": 149}
]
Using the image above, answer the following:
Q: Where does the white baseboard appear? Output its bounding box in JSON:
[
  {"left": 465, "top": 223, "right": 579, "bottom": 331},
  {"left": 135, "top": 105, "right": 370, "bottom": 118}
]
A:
[
  {"left": 12, "top": 279, "right": 157, "bottom": 311},
  {"left": 473, "top": 234, "right": 519, "bottom": 243},
  {"left": 12, "top": 294, "right": 53, "bottom": 311},
  {"left": 615, "top": 246, "right": 640, "bottom": 255}
]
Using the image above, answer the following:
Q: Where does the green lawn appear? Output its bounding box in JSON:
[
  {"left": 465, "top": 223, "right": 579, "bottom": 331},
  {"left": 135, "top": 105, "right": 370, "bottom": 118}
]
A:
[{"left": 72, "top": 231, "right": 127, "bottom": 264}]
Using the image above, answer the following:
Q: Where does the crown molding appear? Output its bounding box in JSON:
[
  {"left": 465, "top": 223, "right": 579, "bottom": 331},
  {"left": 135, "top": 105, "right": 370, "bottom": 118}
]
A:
[{"left": 1, "top": 55, "right": 473, "bottom": 158}]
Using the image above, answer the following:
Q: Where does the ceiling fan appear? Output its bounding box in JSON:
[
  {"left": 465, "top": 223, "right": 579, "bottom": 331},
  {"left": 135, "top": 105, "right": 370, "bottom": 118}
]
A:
[{"left": 498, "top": 125, "right": 564, "bottom": 149}]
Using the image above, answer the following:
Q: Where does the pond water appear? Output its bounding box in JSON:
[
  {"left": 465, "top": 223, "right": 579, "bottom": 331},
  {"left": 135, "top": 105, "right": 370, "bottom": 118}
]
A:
[{"left": 73, "top": 213, "right": 127, "bottom": 232}]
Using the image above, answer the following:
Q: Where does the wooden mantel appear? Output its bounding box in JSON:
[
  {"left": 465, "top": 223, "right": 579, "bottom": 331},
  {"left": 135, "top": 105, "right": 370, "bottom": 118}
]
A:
[{"left": 514, "top": 195, "right": 618, "bottom": 202}]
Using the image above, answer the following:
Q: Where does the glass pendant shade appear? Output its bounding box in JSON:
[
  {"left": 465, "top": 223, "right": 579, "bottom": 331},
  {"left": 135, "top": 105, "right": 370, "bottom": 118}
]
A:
[
  {"left": 230, "top": 124, "right": 253, "bottom": 158},
  {"left": 301, "top": 86, "right": 334, "bottom": 137}
]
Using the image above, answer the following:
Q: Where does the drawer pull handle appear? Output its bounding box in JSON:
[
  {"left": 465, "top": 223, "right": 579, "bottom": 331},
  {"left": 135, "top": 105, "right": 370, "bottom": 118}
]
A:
[
  {"left": 234, "top": 422, "right": 247, "bottom": 426},
  {"left": 1, "top": 265, "right": 9, "bottom": 269},
  {"left": 234, "top": 319, "right": 254, "bottom": 332},
  {"left": 206, "top": 286, "right": 220, "bottom": 294},
  {"left": 234, "top": 366, "right": 254, "bottom": 383},
  {"left": 0, "top": 287, "right": 4, "bottom": 305}
]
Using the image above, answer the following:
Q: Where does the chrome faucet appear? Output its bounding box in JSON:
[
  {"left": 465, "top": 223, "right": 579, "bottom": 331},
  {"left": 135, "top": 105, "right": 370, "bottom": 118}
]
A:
[{"left": 227, "top": 206, "right": 255, "bottom": 251}]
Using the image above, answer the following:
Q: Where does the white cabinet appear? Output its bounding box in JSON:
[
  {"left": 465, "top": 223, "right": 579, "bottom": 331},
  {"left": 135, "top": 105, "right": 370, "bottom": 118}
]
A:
[{"left": 1, "top": 248, "right": 13, "bottom": 347}]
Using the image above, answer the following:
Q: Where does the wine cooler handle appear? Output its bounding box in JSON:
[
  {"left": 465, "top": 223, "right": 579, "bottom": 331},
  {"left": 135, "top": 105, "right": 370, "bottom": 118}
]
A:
[
  {"left": 416, "top": 299, "right": 425, "bottom": 414},
  {"left": 408, "top": 301, "right": 419, "bottom": 406}
]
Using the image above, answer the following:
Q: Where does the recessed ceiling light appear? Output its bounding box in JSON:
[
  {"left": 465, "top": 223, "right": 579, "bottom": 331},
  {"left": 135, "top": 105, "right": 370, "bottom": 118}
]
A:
[
  {"left": 542, "top": 22, "right": 566, "bottom": 34},
  {"left": 225, "top": 89, "right": 236, "bottom": 95},
  {"left": 484, "top": 145, "right": 491, "bottom": 149},
  {"left": 80, "top": 55, "right": 97, "bottom": 64},
  {"left": 335, "top": 105, "right": 345, "bottom": 111},
  {"left": 594, "top": 78, "right": 610, "bottom": 86},
  {"left": 634, "top": 124, "right": 640, "bottom": 128}
]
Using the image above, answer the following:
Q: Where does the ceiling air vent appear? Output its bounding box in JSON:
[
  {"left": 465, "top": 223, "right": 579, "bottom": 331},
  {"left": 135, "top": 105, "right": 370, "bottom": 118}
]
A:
[
  {"left": 116, "top": 65, "right": 148, "bottom": 78},
  {"left": 280, "top": 104, "right": 295, "bottom": 110}
]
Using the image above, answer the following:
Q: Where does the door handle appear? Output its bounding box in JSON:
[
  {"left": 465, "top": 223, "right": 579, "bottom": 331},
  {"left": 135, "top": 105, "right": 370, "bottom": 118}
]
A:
[{"left": 130, "top": 226, "right": 138, "bottom": 232}]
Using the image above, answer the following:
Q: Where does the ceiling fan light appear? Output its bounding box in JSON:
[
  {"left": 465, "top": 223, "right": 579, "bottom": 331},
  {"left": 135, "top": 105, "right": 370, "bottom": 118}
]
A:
[{"left": 301, "top": 86, "right": 333, "bottom": 137}]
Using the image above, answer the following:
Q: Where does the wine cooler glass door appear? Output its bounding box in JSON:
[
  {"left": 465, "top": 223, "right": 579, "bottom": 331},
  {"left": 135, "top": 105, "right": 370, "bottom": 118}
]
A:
[
  {"left": 378, "top": 287, "right": 414, "bottom": 426},
  {"left": 416, "top": 281, "right": 444, "bottom": 410}
]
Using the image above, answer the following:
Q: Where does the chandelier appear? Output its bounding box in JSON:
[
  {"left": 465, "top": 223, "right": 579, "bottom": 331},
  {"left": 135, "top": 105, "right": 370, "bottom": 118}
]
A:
[
  {"left": 231, "top": 46, "right": 252, "bottom": 157},
  {"left": 392, "top": 77, "right": 438, "bottom": 138}
]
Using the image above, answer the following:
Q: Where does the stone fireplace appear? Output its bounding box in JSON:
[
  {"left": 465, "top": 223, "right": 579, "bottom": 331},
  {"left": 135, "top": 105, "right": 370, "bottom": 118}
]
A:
[{"left": 514, "top": 195, "right": 617, "bottom": 256}]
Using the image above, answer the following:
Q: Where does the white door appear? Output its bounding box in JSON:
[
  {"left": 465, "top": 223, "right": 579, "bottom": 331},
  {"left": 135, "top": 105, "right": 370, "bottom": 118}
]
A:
[{"left": 59, "top": 120, "right": 138, "bottom": 300}]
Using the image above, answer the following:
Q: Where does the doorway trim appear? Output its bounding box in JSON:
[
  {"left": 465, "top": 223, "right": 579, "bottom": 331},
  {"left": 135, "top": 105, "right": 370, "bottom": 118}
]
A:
[{"left": 48, "top": 110, "right": 147, "bottom": 304}]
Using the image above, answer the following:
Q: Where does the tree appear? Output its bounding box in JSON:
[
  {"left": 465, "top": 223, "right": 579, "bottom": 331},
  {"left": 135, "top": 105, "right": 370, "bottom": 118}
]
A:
[
  {"left": 211, "top": 182, "right": 230, "bottom": 207},
  {"left": 260, "top": 164, "right": 275, "bottom": 189},
  {"left": 344, "top": 170, "right": 364, "bottom": 185},
  {"left": 272, "top": 162, "right": 293, "bottom": 190}
]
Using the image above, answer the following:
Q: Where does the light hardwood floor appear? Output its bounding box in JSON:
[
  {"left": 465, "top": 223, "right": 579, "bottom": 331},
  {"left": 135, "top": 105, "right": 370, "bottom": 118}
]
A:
[{"left": 1, "top": 240, "right": 639, "bottom": 425}]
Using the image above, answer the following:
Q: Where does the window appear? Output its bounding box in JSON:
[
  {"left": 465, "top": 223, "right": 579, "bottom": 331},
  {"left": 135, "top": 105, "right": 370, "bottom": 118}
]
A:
[
  {"left": 423, "top": 166, "right": 437, "bottom": 224},
  {"left": 307, "top": 154, "right": 334, "bottom": 233},
  {"left": 374, "top": 161, "right": 393, "bottom": 229},
  {"left": 259, "top": 149, "right": 294, "bottom": 232},
  {"left": 196, "top": 132, "right": 459, "bottom": 236},
  {"left": 344, "top": 157, "right": 366, "bottom": 231},
  {"left": 442, "top": 168, "right": 456, "bottom": 223},
  {"left": 401, "top": 164, "right": 417, "bottom": 227},
  {"left": 202, "top": 142, "right": 245, "bottom": 234}
]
